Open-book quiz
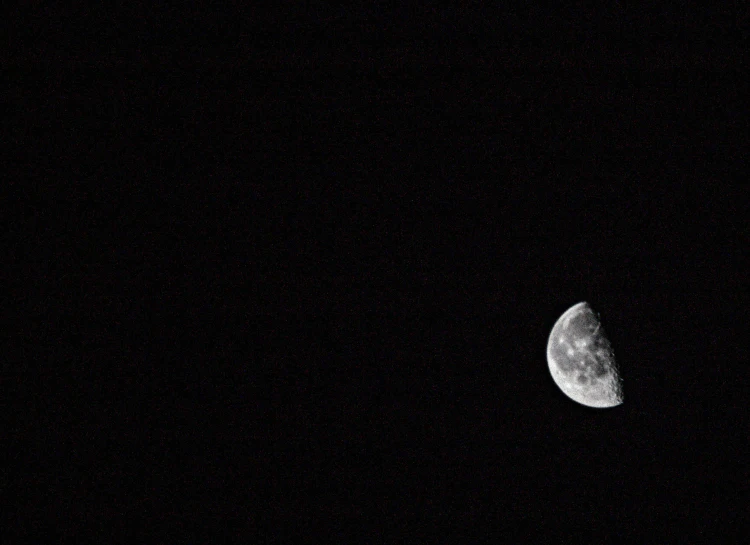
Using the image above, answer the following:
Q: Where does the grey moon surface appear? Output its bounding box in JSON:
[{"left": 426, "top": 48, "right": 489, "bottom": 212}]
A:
[{"left": 546, "top": 302, "right": 623, "bottom": 408}]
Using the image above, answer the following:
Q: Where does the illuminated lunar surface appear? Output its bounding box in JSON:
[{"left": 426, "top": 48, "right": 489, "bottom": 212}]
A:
[{"left": 546, "top": 302, "right": 623, "bottom": 408}]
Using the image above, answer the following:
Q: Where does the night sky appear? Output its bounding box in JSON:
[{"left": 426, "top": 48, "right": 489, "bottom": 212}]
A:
[{"left": 8, "top": 5, "right": 746, "bottom": 541}]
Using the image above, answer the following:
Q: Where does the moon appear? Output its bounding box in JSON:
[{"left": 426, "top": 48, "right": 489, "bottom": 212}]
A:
[{"left": 546, "top": 302, "right": 623, "bottom": 408}]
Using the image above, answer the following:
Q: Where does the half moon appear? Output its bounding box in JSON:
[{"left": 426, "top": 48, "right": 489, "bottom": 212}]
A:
[{"left": 546, "top": 302, "right": 623, "bottom": 408}]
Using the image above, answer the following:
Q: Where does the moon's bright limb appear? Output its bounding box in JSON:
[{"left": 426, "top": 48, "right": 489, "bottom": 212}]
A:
[{"left": 547, "top": 302, "right": 623, "bottom": 408}]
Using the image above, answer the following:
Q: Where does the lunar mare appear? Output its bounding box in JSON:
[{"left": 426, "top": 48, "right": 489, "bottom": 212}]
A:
[{"left": 547, "top": 302, "right": 623, "bottom": 408}]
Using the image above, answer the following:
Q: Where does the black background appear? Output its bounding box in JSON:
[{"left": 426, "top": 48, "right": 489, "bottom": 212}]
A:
[{"left": 6, "top": 4, "right": 748, "bottom": 541}]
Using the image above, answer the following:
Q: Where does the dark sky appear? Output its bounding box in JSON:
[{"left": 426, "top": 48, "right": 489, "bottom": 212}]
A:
[{"left": 8, "top": 4, "right": 747, "bottom": 542}]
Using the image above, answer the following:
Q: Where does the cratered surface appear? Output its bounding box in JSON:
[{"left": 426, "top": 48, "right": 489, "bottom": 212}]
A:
[{"left": 547, "top": 302, "right": 623, "bottom": 408}]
